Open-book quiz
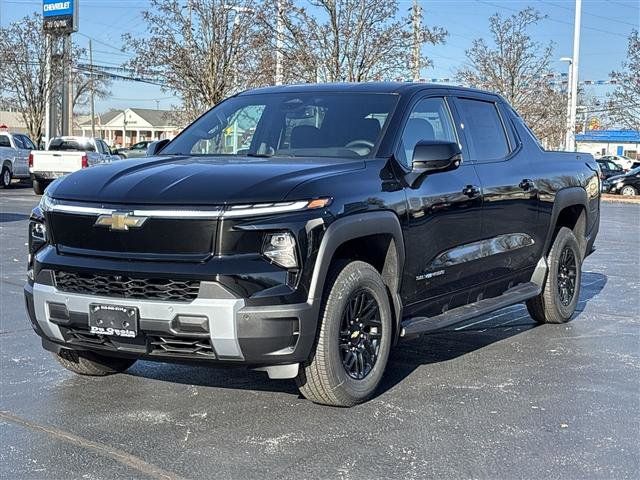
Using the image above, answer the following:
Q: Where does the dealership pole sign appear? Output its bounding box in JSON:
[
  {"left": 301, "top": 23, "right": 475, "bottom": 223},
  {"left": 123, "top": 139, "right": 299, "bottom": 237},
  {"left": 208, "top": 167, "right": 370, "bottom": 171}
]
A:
[{"left": 43, "top": 0, "right": 79, "bottom": 34}]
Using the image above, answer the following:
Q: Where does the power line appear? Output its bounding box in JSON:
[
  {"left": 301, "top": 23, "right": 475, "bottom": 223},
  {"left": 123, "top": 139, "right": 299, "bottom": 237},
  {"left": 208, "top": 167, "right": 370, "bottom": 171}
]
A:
[
  {"left": 540, "top": 0, "right": 639, "bottom": 28},
  {"left": 475, "top": 0, "right": 631, "bottom": 39}
]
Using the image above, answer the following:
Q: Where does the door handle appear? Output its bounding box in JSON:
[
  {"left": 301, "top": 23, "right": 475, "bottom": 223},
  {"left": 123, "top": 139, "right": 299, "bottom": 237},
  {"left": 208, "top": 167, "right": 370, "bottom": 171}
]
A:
[
  {"left": 462, "top": 185, "right": 480, "bottom": 198},
  {"left": 519, "top": 179, "right": 534, "bottom": 191}
]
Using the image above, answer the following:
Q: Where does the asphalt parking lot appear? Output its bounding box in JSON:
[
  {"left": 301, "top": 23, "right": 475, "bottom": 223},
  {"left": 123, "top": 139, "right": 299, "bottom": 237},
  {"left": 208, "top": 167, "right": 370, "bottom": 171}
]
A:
[{"left": 1, "top": 185, "right": 638, "bottom": 480}]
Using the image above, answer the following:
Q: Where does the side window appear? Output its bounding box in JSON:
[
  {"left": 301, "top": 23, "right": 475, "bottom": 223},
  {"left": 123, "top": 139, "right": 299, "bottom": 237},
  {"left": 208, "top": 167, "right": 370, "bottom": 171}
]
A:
[
  {"left": 0, "top": 135, "right": 10, "bottom": 148},
  {"left": 12, "top": 135, "right": 25, "bottom": 149},
  {"left": 458, "top": 98, "right": 510, "bottom": 162},
  {"left": 100, "top": 140, "right": 110, "bottom": 154},
  {"left": 19, "top": 135, "right": 36, "bottom": 150},
  {"left": 397, "top": 97, "right": 457, "bottom": 167}
]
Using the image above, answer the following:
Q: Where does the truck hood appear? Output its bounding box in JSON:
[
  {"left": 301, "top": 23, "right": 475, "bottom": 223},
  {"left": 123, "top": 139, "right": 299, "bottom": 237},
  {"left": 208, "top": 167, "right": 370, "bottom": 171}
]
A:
[{"left": 48, "top": 155, "right": 364, "bottom": 205}]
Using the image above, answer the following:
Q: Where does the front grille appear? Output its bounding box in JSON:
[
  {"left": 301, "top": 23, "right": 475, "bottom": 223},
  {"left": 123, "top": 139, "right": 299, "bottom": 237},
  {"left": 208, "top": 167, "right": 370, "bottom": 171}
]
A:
[
  {"left": 48, "top": 212, "right": 217, "bottom": 261},
  {"left": 149, "top": 336, "right": 215, "bottom": 357},
  {"left": 54, "top": 271, "right": 200, "bottom": 302}
]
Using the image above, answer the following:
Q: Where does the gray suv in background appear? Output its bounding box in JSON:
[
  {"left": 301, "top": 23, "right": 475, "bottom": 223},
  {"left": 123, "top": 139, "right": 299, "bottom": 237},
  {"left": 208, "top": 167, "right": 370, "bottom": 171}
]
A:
[{"left": 0, "top": 131, "right": 36, "bottom": 188}]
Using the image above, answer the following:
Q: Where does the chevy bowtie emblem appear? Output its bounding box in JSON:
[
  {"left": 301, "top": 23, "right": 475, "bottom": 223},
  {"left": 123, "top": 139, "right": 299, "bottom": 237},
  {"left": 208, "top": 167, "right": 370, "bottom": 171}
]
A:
[{"left": 94, "top": 212, "right": 148, "bottom": 231}]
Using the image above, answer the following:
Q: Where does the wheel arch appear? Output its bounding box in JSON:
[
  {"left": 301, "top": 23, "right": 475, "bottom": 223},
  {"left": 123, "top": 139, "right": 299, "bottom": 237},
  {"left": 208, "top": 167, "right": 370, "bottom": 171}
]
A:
[
  {"left": 308, "top": 211, "right": 405, "bottom": 334},
  {"left": 545, "top": 187, "right": 588, "bottom": 257}
]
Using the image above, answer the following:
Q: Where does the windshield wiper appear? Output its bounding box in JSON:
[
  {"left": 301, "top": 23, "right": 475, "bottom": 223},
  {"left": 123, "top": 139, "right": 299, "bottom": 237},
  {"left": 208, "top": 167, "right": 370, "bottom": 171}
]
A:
[{"left": 246, "top": 152, "right": 273, "bottom": 158}]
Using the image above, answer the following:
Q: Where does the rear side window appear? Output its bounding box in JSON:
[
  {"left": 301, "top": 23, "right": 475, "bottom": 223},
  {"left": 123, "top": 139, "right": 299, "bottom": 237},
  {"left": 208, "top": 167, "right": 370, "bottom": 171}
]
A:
[
  {"left": 458, "top": 98, "right": 510, "bottom": 162},
  {"left": 49, "top": 138, "right": 96, "bottom": 152},
  {"left": 18, "top": 135, "right": 36, "bottom": 150}
]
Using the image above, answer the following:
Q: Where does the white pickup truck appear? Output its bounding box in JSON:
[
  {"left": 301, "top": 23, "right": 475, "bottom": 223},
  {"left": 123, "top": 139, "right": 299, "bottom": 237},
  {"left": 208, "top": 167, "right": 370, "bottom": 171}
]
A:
[
  {"left": 29, "top": 136, "right": 119, "bottom": 194},
  {"left": 0, "top": 131, "right": 37, "bottom": 188}
]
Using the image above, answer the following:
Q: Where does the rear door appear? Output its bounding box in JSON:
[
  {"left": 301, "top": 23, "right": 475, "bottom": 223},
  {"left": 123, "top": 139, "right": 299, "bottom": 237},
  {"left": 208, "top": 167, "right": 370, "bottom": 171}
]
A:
[
  {"left": 14, "top": 135, "right": 35, "bottom": 177},
  {"left": 451, "top": 95, "right": 540, "bottom": 286},
  {"left": 399, "top": 94, "right": 484, "bottom": 318}
]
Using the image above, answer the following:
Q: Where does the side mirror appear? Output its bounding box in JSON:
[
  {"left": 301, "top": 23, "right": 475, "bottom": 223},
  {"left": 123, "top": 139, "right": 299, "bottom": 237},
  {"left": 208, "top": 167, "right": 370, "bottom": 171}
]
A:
[
  {"left": 146, "top": 139, "right": 170, "bottom": 156},
  {"left": 406, "top": 141, "right": 462, "bottom": 186},
  {"left": 412, "top": 141, "right": 462, "bottom": 172}
]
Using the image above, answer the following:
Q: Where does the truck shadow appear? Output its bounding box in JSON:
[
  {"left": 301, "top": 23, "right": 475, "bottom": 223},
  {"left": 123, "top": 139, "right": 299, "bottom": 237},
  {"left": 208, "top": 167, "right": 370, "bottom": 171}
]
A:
[
  {"left": 377, "top": 271, "right": 607, "bottom": 396},
  {"left": 126, "top": 271, "right": 607, "bottom": 400}
]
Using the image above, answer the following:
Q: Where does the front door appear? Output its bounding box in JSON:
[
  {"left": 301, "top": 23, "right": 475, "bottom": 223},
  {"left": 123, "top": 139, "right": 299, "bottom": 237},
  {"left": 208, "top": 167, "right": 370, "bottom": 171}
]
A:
[
  {"left": 451, "top": 96, "right": 540, "bottom": 287},
  {"left": 399, "top": 96, "right": 484, "bottom": 318}
]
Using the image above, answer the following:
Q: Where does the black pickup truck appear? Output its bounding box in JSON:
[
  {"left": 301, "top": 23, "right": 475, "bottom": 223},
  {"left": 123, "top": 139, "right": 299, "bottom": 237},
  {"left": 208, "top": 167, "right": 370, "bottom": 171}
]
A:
[{"left": 25, "top": 83, "right": 600, "bottom": 406}]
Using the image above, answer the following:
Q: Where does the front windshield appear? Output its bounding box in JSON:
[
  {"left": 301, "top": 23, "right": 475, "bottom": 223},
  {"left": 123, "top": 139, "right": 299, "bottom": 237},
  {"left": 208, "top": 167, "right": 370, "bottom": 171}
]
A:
[{"left": 163, "top": 92, "right": 398, "bottom": 159}]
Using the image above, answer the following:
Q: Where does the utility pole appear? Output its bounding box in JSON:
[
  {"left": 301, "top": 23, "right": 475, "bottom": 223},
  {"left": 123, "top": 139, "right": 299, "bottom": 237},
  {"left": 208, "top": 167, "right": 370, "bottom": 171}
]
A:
[
  {"left": 275, "top": 0, "right": 284, "bottom": 85},
  {"left": 566, "top": 0, "right": 582, "bottom": 151},
  {"left": 411, "top": 0, "right": 422, "bottom": 82},
  {"left": 89, "top": 39, "right": 96, "bottom": 139}
]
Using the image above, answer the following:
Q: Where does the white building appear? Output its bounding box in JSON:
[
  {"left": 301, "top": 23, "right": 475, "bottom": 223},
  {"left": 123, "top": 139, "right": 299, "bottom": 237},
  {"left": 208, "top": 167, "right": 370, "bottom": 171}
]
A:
[
  {"left": 576, "top": 130, "right": 640, "bottom": 159},
  {"left": 79, "top": 108, "right": 182, "bottom": 147}
]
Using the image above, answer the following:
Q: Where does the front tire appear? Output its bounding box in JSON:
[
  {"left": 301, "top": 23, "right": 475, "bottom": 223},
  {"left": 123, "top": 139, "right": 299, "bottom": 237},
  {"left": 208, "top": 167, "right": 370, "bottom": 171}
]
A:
[
  {"left": 296, "top": 261, "right": 392, "bottom": 407},
  {"left": 1, "top": 167, "right": 11, "bottom": 188},
  {"left": 527, "top": 227, "right": 582, "bottom": 324},
  {"left": 53, "top": 350, "right": 136, "bottom": 376},
  {"left": 620, "top": 185, "right": 637, "bottom": 196}
]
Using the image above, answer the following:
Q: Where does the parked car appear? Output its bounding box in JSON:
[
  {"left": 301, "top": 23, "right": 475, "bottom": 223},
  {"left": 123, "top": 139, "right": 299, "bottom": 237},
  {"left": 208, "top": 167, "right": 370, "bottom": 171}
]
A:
[
  {"left": 598, "top": 154, "right": 635, "bottom": 171},
  {"left": 0, "top": 131, "right": 37, "bottom": 188},
  {"left": 25, "top": 83, "right": 600, "bottom": 407},
  {"left": 596, "top": 158, "right": 625, "bottom": 180},
  {"left": 117, "top": 141, "right": 153, "bottom": 159},
  {"left": 602, "top": 166, "right": 640, "bottom": 196},
  {"left": 29, "top": 136, "right": 120, "bottom": 194}
]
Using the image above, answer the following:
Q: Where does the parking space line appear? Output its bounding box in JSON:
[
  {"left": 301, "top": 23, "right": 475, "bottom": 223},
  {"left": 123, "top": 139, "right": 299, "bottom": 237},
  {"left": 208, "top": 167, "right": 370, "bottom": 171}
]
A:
[{"left": 0, "top": 411, "right": 187, "bottom": 480}]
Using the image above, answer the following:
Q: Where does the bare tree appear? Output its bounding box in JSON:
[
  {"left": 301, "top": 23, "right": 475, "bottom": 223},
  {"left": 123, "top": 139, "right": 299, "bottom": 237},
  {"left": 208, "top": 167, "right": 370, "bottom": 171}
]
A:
[
  {"left": 124, "top": 0, "right": 266, "bottom": 123},
  {"left": 71, "top": 56, "right": 112, "bottom": 113},
  {"left": 0, "top": 14, "right": 56, "bottom": 144},
  {"left": 608, "top": 30, "right": 639, "bottom": 131},
  {"left": 258, "top": 0, "right": 446, "bottom": 83},
  {"left": 0, "top": 15, "right": 112, "bottom": 142},
  {"left": 457, "top": 8, "right": 566, "bottom": 148}
]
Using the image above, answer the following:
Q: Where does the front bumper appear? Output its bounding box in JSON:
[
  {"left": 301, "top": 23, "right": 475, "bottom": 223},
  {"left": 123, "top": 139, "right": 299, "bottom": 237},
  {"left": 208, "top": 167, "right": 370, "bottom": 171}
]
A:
[{"left": 24, "top": 276, "right": 318, "bottom": 368}]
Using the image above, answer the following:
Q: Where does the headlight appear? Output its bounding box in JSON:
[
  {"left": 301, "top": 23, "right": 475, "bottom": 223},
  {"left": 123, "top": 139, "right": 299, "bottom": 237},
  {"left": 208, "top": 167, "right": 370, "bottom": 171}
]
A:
[
  {"left": 263, "top": 232, "right": 298, "bottom": 269},
  {"left": 30, "top": 221, "right": 47, "bottom": 242}
]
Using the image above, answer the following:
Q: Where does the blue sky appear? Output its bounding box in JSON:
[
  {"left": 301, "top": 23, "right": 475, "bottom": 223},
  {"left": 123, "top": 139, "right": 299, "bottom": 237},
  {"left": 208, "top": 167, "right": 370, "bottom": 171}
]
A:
[{"left": 1, "top": 0, "right": 638, "bottom": 113}]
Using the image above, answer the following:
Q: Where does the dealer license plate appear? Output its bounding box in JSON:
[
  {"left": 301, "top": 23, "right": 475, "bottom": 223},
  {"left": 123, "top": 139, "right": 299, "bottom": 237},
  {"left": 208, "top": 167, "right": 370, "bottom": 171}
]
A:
[{"left": 88, "top": 304, "right": 138, "bottom": 338}]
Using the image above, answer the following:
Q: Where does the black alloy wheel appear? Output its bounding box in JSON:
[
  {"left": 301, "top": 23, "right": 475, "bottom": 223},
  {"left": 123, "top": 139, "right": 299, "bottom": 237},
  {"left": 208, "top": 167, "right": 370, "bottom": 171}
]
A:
[
  {"left": 557, "top": 246, "right": 577, "bottom": 306},
  {"left": 339, "top": 290, "right": 382, "bottom": 380}
]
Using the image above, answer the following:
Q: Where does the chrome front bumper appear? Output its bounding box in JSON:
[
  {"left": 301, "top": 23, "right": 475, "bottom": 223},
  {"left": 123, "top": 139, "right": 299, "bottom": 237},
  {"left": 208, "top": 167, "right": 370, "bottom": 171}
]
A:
[{"left": 30, "top": 282, "right": 246, "bottom": 360}]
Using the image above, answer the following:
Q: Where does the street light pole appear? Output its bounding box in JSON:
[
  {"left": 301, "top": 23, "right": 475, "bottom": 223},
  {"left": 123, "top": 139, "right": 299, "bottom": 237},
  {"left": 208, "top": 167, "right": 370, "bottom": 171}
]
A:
[
  {"left": 567, "top": 0, "right": 582, "bottom": 152},
  {"left": 560, "top": 57, "right": 573, "bottom": 151}
]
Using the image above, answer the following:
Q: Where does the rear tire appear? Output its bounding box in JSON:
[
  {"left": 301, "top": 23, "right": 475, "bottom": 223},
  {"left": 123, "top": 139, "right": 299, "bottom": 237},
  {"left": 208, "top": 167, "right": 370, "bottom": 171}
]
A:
[
  {"left": 296, "top": 260, "right": 392, "bottom": 407},
  {"left": 526, "top": 227, "right": 582, "bottom": 324},
  {"left": 33, "top": 179, "right": 47, "bottom": 195},
  {"left": 620, "top": 185, "right": 637, "bottom": 196},
  {"left": 1, "top": 167, "right": 11, "bottom": 188},
  {"left": 53, "top": 350, "right": 136, "bottom": 376}
]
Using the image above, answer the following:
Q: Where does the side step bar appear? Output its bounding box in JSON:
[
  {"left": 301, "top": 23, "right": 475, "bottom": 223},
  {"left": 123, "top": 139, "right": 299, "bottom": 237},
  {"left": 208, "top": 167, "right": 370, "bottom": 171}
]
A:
[{"left": 400, "top": 282, "right": 541, "bottom": 337}]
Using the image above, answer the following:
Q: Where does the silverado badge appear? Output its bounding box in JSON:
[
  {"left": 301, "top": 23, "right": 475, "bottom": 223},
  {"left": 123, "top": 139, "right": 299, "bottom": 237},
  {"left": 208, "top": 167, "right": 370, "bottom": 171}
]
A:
[{"left": 94, "top": 212, "right": 148, "bottom": 231}]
